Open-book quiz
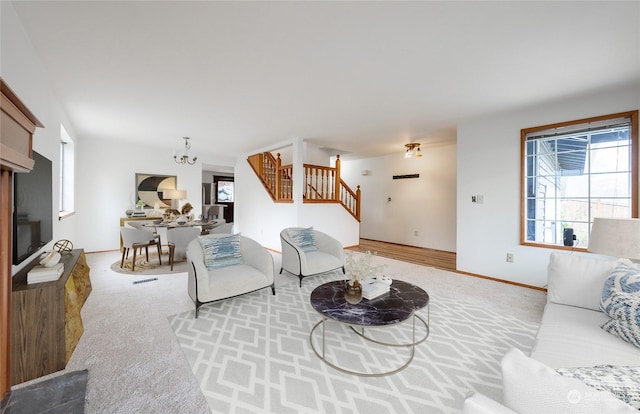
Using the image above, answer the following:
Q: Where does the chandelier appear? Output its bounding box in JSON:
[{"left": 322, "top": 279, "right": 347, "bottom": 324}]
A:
[
  {"left": 404, "top": 143, "right": 422, "bottom": 158},
  {"left": 174, "top": 137, "right": 198, "bottom": 165}
]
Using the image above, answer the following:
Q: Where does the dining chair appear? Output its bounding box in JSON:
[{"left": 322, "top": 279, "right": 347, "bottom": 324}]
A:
[
  {"left": 120, "top": 227, "right": 163, "bottom": 271},
  {"left": 166, "top": 227, "right": 201, "bottom": 270}
]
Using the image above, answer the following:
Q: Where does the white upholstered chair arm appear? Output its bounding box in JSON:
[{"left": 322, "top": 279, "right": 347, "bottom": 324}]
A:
[
  {"left": 314, "top": 231, "right": 344, "bottom": 261},
  {"left": 186, "top": 239, "right": 207, "bottom": 302},
  {"left": 280, "top": 231, "right": 303, "bottom": 274},
  {"left": 240, "top": 237, "right": 275, "bottom": 281}
]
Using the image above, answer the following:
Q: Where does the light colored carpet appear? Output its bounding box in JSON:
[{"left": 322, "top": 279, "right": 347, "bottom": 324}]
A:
[
  {"left": 169, "top": 267, "right": 541, "bottom": 414},
  {"left": 12, "top": 250, "right": 546, "bottom": 413}
]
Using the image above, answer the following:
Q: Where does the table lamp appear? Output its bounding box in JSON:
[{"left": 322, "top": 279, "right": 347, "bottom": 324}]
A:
[
  {"left": 588, "top": 217, "right": 640, "bottom": 261},
  {"left": 163, "top": 189, "right": 187, "bottom": 210}
]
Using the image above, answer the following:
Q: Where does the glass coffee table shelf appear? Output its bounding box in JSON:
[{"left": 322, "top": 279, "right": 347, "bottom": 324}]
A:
[{"left": 309, "top": 279, "right": 430, "bottom": 377}]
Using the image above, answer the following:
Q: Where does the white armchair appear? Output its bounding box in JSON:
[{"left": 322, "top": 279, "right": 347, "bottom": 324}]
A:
[
  {"left": 187, "top": 234, "right": 275, "bottom": 318},
  {"left": 280, "top": 227, "right": 345, "bottom": 287}
]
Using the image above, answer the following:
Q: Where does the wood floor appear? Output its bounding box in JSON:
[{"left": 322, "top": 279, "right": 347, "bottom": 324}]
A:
[{"left": 348, "top": 239, "right": 456, "bottom": 272}]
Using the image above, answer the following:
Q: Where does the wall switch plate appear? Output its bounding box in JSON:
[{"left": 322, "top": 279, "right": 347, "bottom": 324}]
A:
[{"left": 506, "top": 253, "right": 514, "bottom": 263}]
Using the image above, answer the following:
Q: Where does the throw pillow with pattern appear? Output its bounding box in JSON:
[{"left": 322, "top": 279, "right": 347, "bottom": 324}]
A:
[
  {"left": 287, "top": 227, "right": 317, "bottom": 252},
  {"left": 601, "top": 260, "right": 640, "bottom": 316},
  {"left": 200, "top": 234, "right": 242, "bottom": 269},
  {"left": 601, "top": 289, "right": 640, "bottom": 349},
  {"left": 557, "top": 365, "right": 640, "bottom": 409}
]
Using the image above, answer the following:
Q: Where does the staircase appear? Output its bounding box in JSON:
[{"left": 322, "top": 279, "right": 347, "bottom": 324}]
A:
[{"left": 247, "top": 153, "right": 360, "bottom": 221}]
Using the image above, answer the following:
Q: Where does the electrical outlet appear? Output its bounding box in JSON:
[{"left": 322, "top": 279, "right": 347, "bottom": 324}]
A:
[{"left": 506, "top": 253, "right": 514, "bottom": 263}]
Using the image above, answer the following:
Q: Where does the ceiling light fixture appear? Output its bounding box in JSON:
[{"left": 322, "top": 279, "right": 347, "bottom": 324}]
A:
[
  {"left": 174, "top": 137, "right": 198, "bottom": 165},
  {"left": 404, "top": 143, "right": 422, "bottom": 158}
]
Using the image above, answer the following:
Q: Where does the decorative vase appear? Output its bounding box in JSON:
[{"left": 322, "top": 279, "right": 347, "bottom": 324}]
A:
[{"left": 344, "top": 280, "right": 363, "bottom": 304}]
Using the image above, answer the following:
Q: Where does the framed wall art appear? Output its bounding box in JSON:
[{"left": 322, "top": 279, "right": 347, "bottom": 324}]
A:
[{"left": 135, "top": 173, "right": 176, "bottom": 209}]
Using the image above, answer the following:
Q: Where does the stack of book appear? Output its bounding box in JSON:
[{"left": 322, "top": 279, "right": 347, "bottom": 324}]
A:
[
  {"left": 362, "top": 279, "right": 390, "bottom": 300},
  {"left": 27, "top": 263, "right": 64, "bottom": 284}
]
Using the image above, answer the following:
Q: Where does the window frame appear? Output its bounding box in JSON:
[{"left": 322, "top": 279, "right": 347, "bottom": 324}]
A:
[
  {"left": 59, "top": 125, "right": 75, "bottom": 220},
  {"left": 520, "top": 110, "right": 639, "bottom": 251}
]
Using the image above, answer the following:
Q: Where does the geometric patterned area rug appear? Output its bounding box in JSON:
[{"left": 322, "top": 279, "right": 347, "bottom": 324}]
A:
[{"left": 169, "top": 271, "right": 539, "bottom": 413}]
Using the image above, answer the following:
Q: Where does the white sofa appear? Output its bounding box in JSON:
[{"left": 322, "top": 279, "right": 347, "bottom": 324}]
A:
[{"left": 464, "top": 252, "right": 640, "bottom": 413}]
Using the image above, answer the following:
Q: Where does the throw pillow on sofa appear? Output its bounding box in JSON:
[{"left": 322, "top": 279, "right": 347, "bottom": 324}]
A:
[
  {"left": 501, "top": 348, "right": 637, "bottom": 413},
  {"left": 547, "top": 252, "right": 618, "bottom": 311},
  {"left": 557, "top": 365, "right": 640, "bottom": 409},
  {"left": 601, "top": 289, "right": 640, "bottom": 349},
  {"left": 601, "top": 260, "right": 640, "bottom": 316}
]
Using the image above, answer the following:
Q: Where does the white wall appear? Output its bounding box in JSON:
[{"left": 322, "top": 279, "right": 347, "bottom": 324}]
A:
[
  {"left": 2, "top": 2, "right": 80, "bottom": 274},
  {"left": 457, "top": 85, "right": 640, "bottom": 287},
  {"left": 340, "top": 144, "right": 457, "bottom": 252},
  {"left": 75, "top": 138, "right": 235, "bottom": 252}
]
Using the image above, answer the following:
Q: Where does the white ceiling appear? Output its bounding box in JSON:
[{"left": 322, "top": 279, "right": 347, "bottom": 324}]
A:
[{"left": 10, "top": 1, "right": 640, "bottom": 161}]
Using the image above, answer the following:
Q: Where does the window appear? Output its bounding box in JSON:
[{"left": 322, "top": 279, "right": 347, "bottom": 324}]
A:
[
  {"left": 521, "top": 111, "right": 638, "bottom": 249},
  {"left": 59, "top": 125, "right": 75, "bottom": 219}
]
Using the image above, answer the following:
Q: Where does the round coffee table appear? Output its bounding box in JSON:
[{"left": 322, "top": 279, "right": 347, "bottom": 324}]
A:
[{"left": 309, "top": 279, "right": 429, "bottom": 377}]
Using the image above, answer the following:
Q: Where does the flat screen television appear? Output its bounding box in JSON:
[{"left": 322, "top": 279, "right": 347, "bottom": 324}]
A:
[{"left": 13, "top": 150, "right": 53, "bottom": 265}]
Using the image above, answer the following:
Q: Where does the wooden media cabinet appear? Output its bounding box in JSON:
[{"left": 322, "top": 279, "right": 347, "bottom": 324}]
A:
[{"left": 10, "top": 249, "right": 91, "bottom": 385}]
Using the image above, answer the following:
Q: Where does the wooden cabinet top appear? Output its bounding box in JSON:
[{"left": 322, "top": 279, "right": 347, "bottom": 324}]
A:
[{"left": 12, "top": 249, "right": 83, "bottom": 292}]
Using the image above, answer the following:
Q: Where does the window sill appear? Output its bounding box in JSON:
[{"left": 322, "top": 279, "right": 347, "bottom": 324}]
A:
[
  {"left": 59, "top": 211, "right": 76, "bottom": 221},
  {"left": 521, "top": 241, "right": 588, "bottom": 252}
]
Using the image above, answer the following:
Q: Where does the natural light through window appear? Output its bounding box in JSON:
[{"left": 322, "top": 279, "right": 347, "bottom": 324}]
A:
[
  {"left": 521, "top": 111, "right": 638, "bottom": 249},
  {"left": 59, "top": 125, "right": 75, "bottom": 219}
]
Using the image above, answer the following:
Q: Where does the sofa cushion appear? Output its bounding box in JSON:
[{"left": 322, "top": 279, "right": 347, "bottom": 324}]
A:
[
  {"left": 501, "top": 348, "right": 637, "bottom": 414},
  {"left": 287, "top": 227, "right": 317, "bottom": 252},
  {"left": 601, "top": 289, "right": 640, "bottom": 349},
  {"left": 200, "top": 234, "right": 242, "bottom": 269},
  {"left": 547, "top": 252, "right": 618, "bottom": 311},
  {"left": 601, "top": 260, "right": 640, "bottom": 316},
  {"left": 557, "top": 365, "right": 640, "bottom": 409},
  {"left": 530, "top": 302, "right": 640, "bottom": 369}
]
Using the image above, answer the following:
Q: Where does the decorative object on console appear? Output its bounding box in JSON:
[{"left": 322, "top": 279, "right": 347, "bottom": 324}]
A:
[
  {"left": 39, "top": 250, "right": 61, "bottom": 267},
  {"left": 54, "top": 239, "right": 74, "bottom": 255},
  {"left": 27, "top": 263, "right": 64, "bottom": 284},
  {"left": 173, "top": 136, "right": 197, "bottom": 165}
]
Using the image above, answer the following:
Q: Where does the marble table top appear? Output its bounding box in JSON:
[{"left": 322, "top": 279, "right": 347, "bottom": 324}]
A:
[{"left": 310, "top": 279, "right": 429, "bottom": 327}]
